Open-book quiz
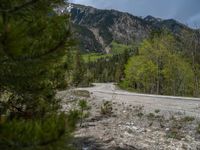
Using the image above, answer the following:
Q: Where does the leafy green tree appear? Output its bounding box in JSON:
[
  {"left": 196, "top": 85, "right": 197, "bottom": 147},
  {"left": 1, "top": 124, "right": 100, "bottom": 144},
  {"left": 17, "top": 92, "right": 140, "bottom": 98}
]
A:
[
  {"left": 162, "top": 54, "right": 194, "bottom": 96},
  {"left": 125, "top": 56, "right": 157, "bottom": 93},
  {"left": 139, "top": 33, "right": 177, "bottom": 94},
  {"left": 124, "top": 32, "right": 195, "bottom": 97},
  {"left": 181, "top": 30, "right": 200, "bottom": 97}
]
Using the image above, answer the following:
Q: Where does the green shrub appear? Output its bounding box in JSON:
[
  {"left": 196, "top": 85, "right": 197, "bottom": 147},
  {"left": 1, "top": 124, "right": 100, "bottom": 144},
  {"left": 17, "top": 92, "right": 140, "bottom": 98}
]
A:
[
  {"left": 166, "top": 119, "right": 185, "bottom": 140},
  {"left": 181, "top": 116, "right": 195, "bottom": 122},
  {"left": 166, "top": 127, "right": 184, "bottom": 140},
  {"left": 78, "top": 100, "right": 90, "bottom": 127},
  {"left": 101, "top": 101, "right": 113, "bottom": 116},
  {"left": 137, "top": 112, "right": 144, "bottom": 118},
  {"left": 147, "top": 113, "right": 155, "bottom": 120},
  {"left": 155, "top": 109, "right": 160, "bottom": 114}
]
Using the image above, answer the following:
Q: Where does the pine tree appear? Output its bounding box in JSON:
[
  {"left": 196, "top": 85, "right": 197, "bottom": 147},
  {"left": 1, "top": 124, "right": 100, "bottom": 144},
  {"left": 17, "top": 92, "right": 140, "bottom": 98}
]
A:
[
  {"left": 72, "top": 50, "right": 85, "bottom": 86},
  {"left": 0, "top": 0, "right": 72, "bottom": 117},
  {"left": 0, "top": 1, "right": 79, "bottom": 149}
]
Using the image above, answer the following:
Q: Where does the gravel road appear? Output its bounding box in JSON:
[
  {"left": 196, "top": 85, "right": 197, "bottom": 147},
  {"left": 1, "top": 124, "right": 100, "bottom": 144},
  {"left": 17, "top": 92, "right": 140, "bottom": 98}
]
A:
[
  {"left": 56, "top": 83, "right": 200, "bottom": 149},
  {"left": 78, "top": 83, "right": 200, "bottom": 118}
]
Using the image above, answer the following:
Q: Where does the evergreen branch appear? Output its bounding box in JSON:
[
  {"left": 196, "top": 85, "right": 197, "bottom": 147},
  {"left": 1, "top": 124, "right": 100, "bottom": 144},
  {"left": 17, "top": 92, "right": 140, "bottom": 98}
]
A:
[
  {"left": 14, "top": 31, "right": 71, "bottom": 61},
  {"left": 9, "top": 103, "right": 24, "bottom": 114},
  {"left": 10, "top": 0, "right": 40, "bottom": 13},
  {"left": 1, "top": 12, "right": 15, "bottom": 60},
  {"left": 1, "top": 131, "right": 66, "bottom": 148},
  {"left": 0, "top": 33, "right": 71, "bottom": 63},
  {"left": 0, "top": 0, "right": 40, "bottom": 13},
  {"left": 35, "top": 36, "right": 69, "bottom": 58}
]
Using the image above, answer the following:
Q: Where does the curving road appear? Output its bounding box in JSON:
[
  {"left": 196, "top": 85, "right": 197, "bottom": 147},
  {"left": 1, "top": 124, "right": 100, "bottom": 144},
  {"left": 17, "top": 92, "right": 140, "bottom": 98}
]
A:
[{"left": 78, "top": 83, "right": 200, "bottom": 118}]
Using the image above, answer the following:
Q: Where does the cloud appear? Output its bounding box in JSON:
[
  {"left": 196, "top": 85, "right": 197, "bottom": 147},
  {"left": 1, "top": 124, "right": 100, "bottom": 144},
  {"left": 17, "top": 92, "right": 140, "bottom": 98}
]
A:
[
  {"left": 69, "top": 0, "right": 200, "bottom": 28},
  {"left": 187, "top": 14, "right": 200, "bottom": 28}
]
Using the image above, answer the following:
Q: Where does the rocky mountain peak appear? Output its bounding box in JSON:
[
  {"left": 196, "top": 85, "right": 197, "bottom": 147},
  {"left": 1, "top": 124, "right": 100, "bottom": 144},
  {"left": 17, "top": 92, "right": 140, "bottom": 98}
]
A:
[
  {"left": 144, "top": 15, "right": 162, "bottom": 22},
  {"left": 70, "top": 4, "right": 194, "bottom": 53}
]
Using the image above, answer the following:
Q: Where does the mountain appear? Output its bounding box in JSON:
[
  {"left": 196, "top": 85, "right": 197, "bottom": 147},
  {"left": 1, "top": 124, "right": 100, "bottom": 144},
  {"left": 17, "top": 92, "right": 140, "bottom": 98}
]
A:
[{"left": 70, "top": 4, "right": 194, "bottom": 53}]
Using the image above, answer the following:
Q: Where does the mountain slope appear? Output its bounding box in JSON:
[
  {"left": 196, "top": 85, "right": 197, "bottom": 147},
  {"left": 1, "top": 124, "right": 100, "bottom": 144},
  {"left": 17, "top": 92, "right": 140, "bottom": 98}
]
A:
[{"left": 70, "top": 4, "right": 193, "bottom": 53}]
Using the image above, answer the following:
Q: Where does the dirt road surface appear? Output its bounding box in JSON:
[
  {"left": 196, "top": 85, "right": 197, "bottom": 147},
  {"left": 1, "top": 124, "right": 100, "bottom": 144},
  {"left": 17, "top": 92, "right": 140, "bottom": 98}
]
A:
[{"left": 78, "top": 83, "right": 200, "bottom": 118}]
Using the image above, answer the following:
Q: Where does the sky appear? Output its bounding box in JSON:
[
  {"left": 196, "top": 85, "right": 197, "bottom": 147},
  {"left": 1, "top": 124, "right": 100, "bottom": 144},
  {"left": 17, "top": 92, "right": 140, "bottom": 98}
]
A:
[{"left": 69, "top": 0, "right": 200, "bottom": 28}]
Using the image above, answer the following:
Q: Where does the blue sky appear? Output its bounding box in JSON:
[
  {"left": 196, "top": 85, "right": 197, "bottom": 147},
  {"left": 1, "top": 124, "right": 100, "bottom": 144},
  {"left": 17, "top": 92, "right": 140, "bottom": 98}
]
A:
[{"left": 69, "top": 0, "right": 200, "bottom": 28}]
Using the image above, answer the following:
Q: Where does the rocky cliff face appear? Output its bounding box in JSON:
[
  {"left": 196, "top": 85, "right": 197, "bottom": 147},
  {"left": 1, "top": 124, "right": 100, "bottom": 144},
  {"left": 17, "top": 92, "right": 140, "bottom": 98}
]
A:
[{"left": 70, "top": 4, "right": 193, "bottom": 53}]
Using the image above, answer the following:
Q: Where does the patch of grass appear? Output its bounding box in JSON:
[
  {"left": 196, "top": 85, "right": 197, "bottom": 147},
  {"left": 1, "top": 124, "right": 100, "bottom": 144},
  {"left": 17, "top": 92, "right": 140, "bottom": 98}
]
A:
[
  {"left": 166, "top": 127, "right": 184, "bottom": 140},
  {"left": 101, "top": 101, "right": 113, "bottom": 116},
  {"left": 181, "top": 116, "right": 195, "bottom": 122},
  {"left": 147, "top": 113, "right": 155, "bottom": 120},
  {"left": 110, "top": 41, "right": 132, "bottom": 54},
  {"left": 166, "top": 119, "right": 185, "bottom": 140},
  {"left": 154, "top": 109, "right": 160, "bottom": 114},
  {"left": 78, "top": 100, "right": 90, "bottom": 127},
  {"left": 133, "top": 105, "right": 144, "bottom": 112},
  {"left": 137, "top": 112, "right": 144, "bottom": 118},
  {"left": 73, "top": 90, "right": 90, "bottom": 98}
]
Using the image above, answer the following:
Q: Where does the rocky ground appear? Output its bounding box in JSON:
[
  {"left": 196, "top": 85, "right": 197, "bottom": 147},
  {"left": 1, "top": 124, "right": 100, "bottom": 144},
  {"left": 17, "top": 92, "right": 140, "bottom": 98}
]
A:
[{"left": 57, "top": 84, "right": 200, "bottom": 150}]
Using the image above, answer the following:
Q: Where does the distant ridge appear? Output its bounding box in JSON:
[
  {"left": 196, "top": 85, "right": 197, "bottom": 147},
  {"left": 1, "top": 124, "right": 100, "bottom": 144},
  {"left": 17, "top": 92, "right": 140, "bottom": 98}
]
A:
[{"left": 69, "top": 3, "right": 194, "bottom": 53}]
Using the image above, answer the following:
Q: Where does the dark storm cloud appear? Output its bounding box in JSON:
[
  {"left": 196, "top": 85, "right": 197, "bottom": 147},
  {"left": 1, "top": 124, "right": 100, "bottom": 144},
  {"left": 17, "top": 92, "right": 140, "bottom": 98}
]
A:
[{"left": 69, "top": 0, "right": 200, "bottom": 28}]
